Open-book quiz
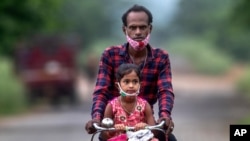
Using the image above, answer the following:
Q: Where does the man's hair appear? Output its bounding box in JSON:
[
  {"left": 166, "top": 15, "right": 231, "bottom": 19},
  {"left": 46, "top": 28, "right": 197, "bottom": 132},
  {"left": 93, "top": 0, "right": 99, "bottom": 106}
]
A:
[
  {"left": 116, "top": 63, "right": 141, "bottom": 82},
  {"left": 122, "top": 4, "right": 153, "bottom": 26}
]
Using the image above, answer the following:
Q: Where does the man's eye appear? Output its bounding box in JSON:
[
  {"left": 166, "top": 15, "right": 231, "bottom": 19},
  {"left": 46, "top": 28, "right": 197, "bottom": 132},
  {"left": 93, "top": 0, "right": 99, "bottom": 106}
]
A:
[
  {"left": 140, "top": 26, "right": 147, "bottom": 30},
  {"left": 129, "top": 26, "right": 136, "bottom": 30}
]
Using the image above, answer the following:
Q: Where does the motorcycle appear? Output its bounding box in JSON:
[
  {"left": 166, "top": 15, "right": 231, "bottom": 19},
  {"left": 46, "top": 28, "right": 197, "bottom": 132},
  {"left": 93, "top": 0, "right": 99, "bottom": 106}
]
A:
[{"left": 90, "top": 118, "right": 166, "bottom": 141}]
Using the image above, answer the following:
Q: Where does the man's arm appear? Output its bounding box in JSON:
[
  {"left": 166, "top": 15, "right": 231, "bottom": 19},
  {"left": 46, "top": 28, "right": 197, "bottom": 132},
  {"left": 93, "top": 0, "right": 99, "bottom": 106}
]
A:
[
  {"left": 91, "top": 49, "right": 114, "bottom": 120},
  {"left": 156, "top": 51, "right": 175, "bottom": 135},
  {"left": 157, "top": 52, "right": 174, "bottom": 119}
]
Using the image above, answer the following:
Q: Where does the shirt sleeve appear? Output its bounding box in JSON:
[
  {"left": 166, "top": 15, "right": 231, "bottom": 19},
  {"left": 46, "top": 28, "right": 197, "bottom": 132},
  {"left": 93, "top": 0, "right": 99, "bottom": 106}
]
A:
[
  {"left": 157, "top": 52, "right": 175, "bottom": 119},
  {"left": 91, "top": 49, "right": 114, "bottom": 120}
]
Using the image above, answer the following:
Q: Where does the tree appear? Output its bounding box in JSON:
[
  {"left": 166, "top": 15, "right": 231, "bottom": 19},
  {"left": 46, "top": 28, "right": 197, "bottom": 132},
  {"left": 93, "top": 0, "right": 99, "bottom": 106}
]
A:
[
  {"left": 231, "top": 0, "right": 250, "bottom": 30},
  {"left": 57, "top": 0, "right": 113, "bottom": 48},
  {"left": 166, "top": 0, "right": 250, "bottom": 62},
  {"left": 226, "top": 0, "right": 250, "bottom": 62},
  {"left": 0, "top": 0, "right": 63, "bottom": 56}
]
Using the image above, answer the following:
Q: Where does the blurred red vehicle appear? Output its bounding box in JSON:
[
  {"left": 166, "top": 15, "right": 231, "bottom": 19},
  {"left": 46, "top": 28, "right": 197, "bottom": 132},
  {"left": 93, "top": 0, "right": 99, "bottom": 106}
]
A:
[{"left": 14, "top": 35, "right": 80, "bottom": 106}]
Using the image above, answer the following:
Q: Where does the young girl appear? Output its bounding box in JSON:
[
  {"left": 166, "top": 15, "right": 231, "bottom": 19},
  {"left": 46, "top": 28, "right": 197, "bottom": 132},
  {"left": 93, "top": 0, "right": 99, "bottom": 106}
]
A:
[{"left": 101, "top": 63, "right": 159, "bottom": 141}]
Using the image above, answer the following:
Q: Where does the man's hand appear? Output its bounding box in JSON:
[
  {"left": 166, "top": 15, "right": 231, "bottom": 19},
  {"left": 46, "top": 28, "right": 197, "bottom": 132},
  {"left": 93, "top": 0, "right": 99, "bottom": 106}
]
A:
[
  {"left": 85, "top": 119, "right": 100, "bottom": 134},
  {"left": 157, "top": 117, "right": 174, "bottom": 135}
]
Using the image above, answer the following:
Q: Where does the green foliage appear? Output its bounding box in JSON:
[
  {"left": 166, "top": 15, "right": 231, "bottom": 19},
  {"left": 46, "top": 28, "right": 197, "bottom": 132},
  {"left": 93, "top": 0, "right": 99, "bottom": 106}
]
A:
[
  {"left": 239, "top": 114, "right": 250, "bottom": 124},
  {"left": 0, "top": 0, "right": 114, "bottom": 57},
  {"left": 165, "top": 36, "right": 233, "bottom": 75},
  {"left": 220, "top": 26, "right": 250, "bottom": 62},
  {"left": 169, "top": 0, "right": 234, "bottom": 36},
  {"left": 0, "top": 57, "right": 27, "bottom": 115},
  {"left": 231, "top": 0, "right": 250, "bottom": 30},
  {"left": 77, "top": 39, "right": 121, "bottom": 68},
  {"left": 236, "top": 66, "right": 250, "bottom": 99},
  {"left": 167, "top": 0, "right": 250, "bottom": 63},
  {"left": 0, "top": 0, "right": 63, "bottom": 56},
  {"left": 57, "top": 0, "right": 114, "bottom": 48}
]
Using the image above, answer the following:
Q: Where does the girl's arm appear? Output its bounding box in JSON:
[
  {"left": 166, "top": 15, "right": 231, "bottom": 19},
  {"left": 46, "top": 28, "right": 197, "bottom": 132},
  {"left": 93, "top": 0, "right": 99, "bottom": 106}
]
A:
[
  {"left": 134, "top": 102, "right": 156, "bottom": 131},
  {"left": 104, "top": 103, "right": 113, "bottom": 119},
  {"left": 145, "top": 102, "right": 156, "bottom": 126},
  {"left": 144, "top": 102, "right": 159, "bottom": 137},
  {"left": 101, "top": 103, "right": 116, "bottom": 140}
]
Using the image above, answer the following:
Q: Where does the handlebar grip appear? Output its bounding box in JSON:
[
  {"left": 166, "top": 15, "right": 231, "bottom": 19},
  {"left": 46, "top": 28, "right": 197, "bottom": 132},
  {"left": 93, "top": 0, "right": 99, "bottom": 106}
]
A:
[
  {"left": 145, "top": 120, "right": 165, "bottom": 130},
  {"left": 93, "top": 120, "right": 165, "bottom": 131},
  {"left": 93, "top": 123, "right": 116, "bottom": 131}
]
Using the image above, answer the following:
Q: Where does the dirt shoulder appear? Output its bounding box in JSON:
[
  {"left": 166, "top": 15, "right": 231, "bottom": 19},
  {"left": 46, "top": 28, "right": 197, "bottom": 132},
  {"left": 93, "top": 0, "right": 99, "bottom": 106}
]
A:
[{"left": 172, "top": 65, "right": 246, "bottom": 96}]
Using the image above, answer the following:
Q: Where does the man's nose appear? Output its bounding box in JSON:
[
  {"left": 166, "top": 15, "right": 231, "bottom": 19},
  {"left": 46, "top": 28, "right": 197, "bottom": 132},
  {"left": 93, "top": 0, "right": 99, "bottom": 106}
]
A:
[{"left": 135, "top": 28, "right": 142, "bottom": 35}]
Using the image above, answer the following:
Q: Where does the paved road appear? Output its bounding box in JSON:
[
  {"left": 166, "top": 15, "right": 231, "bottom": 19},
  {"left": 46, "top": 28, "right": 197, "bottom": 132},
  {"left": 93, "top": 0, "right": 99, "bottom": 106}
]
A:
[
  {"left": 172, "top": 92, "right": 249, "bottom": 141},
  {"left": 0, "top": 93, "right": 249, "bottom": 141},
  {"left": 0, "top": 73, "right": 249, "bottom": 141},
  {"left": 0, "top": 105, "right": 93, "bottom": 141}
]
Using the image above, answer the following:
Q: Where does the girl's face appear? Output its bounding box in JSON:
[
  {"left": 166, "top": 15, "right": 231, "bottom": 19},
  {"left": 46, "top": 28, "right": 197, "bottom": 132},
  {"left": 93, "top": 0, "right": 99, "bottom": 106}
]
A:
[{"left": 119, "top": 70, "right": 140, "bottom": 101}]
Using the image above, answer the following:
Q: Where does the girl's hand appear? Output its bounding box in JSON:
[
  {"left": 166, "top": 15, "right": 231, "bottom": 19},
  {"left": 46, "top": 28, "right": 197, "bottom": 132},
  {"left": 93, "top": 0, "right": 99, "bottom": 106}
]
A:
[
  {"left": 114, "top": 124, "right": 126, "bottom": 130},
  {"left": 134, "top": 122, "right": 147, "bottom": 131}
]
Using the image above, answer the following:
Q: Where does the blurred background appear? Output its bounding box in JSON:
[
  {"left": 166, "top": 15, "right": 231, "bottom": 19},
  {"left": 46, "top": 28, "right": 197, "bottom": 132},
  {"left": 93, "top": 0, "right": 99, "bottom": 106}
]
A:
[{"left": 0, "top": 0, "right": 250, "bottom": 141}]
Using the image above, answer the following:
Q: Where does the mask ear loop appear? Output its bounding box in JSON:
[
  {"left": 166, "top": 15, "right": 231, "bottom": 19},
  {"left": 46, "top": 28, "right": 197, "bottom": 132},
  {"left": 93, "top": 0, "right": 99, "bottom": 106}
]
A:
[{"left": 117, "top": 83, "right": 140, "bottom": 97}]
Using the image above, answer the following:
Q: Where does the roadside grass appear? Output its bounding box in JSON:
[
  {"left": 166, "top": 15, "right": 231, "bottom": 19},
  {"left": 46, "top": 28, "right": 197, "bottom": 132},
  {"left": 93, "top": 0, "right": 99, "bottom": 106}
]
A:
[
  {"left": 236, "top": 66, "right": 250, "bottom": 99},
  {"left": 164, "top": 36, "right": 233, "bottom": 75},
  {"left": 236, "top": 66, "right": 250, "bottom": 124},
  {"left": 164, "top": 36, "right": 250, "bottom": 124},
  {"left": 239, "top": 115, "right": 250, "bottom": 124},
  {"left": 0, "top": 57, "right": 28, "bottom": 116}
]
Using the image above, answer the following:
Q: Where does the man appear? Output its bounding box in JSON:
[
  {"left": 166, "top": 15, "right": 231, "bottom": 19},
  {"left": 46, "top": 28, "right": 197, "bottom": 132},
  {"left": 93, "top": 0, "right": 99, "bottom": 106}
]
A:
[{"left": 85, "top": 4, "right": 176, "bottom": 141}]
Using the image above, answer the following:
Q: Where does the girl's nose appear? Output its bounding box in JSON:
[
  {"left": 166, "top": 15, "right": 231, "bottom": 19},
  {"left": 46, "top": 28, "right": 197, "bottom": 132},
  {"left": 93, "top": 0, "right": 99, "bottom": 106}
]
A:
[{"left": 129, "top": 82, "right": 134, "bottom": 87}]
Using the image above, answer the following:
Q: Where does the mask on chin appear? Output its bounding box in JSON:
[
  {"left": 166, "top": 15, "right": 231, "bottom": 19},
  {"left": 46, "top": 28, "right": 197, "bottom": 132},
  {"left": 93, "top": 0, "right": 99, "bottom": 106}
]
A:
[
  {"left": 126, "top": 34, "right": 150, "bottom": 51},
  {"left": 117, "top": 83, "right": 140, "bottom": 97}
]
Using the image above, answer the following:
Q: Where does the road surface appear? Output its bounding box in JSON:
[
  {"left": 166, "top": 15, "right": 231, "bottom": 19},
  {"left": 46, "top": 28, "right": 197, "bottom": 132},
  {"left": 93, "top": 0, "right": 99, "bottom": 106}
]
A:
[{"left": 0, "top": 73, "right": 249, "bottom": 141}]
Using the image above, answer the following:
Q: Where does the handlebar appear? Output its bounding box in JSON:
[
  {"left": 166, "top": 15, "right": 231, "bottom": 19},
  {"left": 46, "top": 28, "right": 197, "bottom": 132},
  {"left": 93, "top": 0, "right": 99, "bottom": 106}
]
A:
[
  {"left": 93, "top": 120, "right": 165, "bottom": 132},
  {"left": 90, "top": 118, "right": 166, "bottom": 141}
]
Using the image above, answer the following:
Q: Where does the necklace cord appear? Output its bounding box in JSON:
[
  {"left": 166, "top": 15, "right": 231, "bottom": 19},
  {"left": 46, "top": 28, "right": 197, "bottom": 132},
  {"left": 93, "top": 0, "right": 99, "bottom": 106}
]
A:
[
  {"left": 119, "top": 97, "right": 137, "bottom": 115},
  {"left": 129, "top": 49, "right": 147, "bottom": 73}
]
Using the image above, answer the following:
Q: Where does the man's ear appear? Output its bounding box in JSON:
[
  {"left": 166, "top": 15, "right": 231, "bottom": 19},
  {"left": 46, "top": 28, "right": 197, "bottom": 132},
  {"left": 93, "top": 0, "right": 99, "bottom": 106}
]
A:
[
  {"left": 149, "top": 24, "right": 153, "bottom": 33},
  {"left": 122, "top": 25, "right": 126, "bottom": 35},
  {"left": 115, "top": 82, "right": 119, "bottom": 89}
]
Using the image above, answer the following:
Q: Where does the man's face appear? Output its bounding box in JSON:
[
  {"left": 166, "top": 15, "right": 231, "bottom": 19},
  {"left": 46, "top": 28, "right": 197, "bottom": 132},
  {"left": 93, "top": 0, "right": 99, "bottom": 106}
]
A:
[{"left": 123, "top": 11, "right": 152, "bottom": 41}]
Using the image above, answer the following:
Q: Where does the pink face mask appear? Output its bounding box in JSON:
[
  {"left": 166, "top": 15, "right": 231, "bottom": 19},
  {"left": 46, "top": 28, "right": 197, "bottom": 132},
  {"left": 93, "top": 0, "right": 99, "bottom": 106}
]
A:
[{"left": 126, "top": 34, "right": 150, "bottom": 51}]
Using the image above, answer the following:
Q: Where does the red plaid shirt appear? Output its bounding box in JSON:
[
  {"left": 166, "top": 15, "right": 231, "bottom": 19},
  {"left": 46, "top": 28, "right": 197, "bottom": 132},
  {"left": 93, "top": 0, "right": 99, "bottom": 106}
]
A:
[{"left": 91, "top": 43, "right": 174, "bottom": 120}]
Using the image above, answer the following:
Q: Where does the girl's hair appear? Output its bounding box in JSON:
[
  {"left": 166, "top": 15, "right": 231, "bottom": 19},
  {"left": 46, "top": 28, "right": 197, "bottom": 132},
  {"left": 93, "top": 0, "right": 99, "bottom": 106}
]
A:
[{"left": 116, "top": 63, "right": 140, "bottom": 82}]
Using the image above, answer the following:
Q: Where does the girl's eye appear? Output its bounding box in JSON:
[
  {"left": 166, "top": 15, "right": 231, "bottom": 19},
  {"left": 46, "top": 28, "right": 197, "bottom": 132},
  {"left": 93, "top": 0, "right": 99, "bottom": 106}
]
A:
[
  {"left": 122, "top": 79, "right": 139, "bottom": 85},
  {"left": 133, "top": 80, "right": 139, "bottom": 84}
]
